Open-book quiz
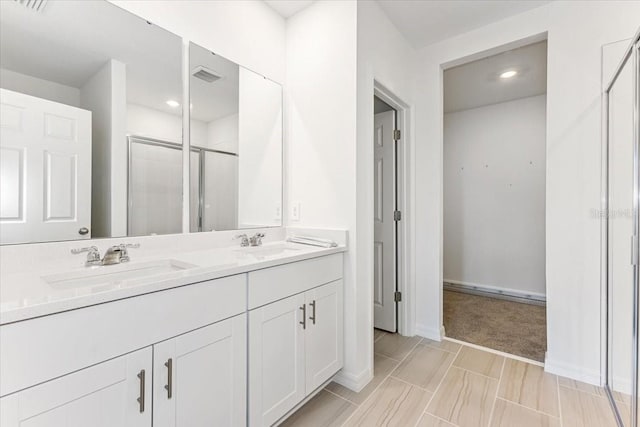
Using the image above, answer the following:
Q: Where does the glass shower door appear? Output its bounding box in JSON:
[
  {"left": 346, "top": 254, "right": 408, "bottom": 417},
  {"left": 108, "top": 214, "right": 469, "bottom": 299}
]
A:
[
  {"left": 606, "top": 36, "right": 639, "bottom": 427},
  {"left": 128, "top": 137, "right": 183, "bottom": 236}
]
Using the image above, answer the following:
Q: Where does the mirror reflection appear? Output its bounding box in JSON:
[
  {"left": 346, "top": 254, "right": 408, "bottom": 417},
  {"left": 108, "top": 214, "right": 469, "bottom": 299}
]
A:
[
  {"left": 189, "top": 42, "right": 283, "bottom": 232},
  {"left": 0, "top": 0, "right": 183, "bottom": 244}
]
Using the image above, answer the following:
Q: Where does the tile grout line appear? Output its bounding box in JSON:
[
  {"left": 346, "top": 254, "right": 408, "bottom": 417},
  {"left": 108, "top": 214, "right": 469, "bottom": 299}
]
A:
[
  {"left": 421, "top": 342, "right": 464, "bottom": 423},
  {"left": 338, "top": 336, "right": 424, "bottom": 426},
  {"left": 323, "top": 387, "right": 359, "bottom": 407},
  {"left": 486, "top": 357, "right": 506, "bottom": 426},
  {"left": 450, "top": 364, "right": 503, "bottom": 382},
  {"left": 389, "top": 375, "right": 430, "bottom": 392},
  {"left": 494, "top": 397, "right": 562, "bottom": 419}
]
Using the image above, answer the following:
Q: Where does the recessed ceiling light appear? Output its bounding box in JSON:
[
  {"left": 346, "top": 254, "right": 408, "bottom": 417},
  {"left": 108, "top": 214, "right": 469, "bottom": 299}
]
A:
[
  {"left": 166, "top": 100, "right": 180, "bottom": 108},
  {"left": 500, "top": 70, "right": 518, "bottom": 79}
]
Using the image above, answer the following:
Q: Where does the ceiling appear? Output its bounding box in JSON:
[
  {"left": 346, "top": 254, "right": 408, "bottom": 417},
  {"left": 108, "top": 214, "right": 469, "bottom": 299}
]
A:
[
  {"left": 377, "top": 0, "right": 551, "bottom": 48},
  {"left": 264, "top": 0, "right": 314, "bottom": 18},
  {"left": 444, "top": 40, "right": 547, "bottom": 113}
]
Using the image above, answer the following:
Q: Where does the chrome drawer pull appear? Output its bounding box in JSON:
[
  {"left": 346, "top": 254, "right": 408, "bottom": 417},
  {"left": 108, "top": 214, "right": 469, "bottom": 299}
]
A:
[{"left": 300, "top": 304, "right": 306, "bottom": 329}]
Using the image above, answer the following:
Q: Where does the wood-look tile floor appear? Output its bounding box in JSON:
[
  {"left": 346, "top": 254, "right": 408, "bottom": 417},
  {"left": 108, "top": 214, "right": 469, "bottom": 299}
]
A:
[{"left": 280, "top": 331, "right": 622, "bottom": 427}]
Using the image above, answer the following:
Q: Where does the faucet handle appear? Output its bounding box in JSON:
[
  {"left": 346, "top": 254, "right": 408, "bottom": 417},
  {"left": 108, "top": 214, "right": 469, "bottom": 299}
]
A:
[
  {"left": 71, "top": 246, "right": 101, "bottom": 266},
  {"left": 234, "top": 234, "right": 249, "bottom": 247},
  {"left": 118, "top": 243, "right": 140, "bottom": 262},
  {"left": 250, "top": 233, "right": 265, "bottom": 246}
]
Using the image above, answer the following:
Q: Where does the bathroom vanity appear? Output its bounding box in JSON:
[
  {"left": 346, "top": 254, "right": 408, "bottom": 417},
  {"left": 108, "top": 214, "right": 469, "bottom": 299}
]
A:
[
  {"left": 0, "top": 1, "right": 343, "bottom": 425},
  {"left": 0, "top": 241, "right": 345, "bottom": 426}
]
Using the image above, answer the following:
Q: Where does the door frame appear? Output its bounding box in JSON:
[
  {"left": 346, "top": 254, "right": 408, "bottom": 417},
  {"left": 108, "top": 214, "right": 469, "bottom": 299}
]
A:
[{"left": 374, "top": 81, "right": 412, "bottom": 336}]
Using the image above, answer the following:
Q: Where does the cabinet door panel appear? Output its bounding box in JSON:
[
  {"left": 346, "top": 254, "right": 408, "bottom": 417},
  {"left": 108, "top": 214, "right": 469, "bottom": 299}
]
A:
[
  {"left": 249, "top": 293, "right": 306, "bottom": 426},
  {"left": 0, "top": 347, "right": 151, "bottom": 427},
  {"left": 306, "top": 280, "right": 344, "bottom": 393},
  {"left": 153, "top": 314, "right": 247, "bottom": 427}
]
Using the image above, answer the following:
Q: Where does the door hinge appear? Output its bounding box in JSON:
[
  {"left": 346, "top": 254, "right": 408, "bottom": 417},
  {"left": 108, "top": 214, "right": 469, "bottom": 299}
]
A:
[
  {"left": 393, "top": 210, "right": 402, "bottom": 221},
  {"left": 632, "top": 234, "right": 639, "bottom": 266},
  {"left": 394, "top": 291, "right": 402, "bottom": 302},
  {"left": 393, "top": 129, "right": 401, "bottom": 141}
]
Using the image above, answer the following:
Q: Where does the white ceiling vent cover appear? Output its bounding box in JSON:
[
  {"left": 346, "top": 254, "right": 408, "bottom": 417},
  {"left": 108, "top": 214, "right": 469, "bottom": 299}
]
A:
[
  {"left": 13, "top": 0, "right": 48, "bottom": 12},
  {"left": 192, "top": 66, "right": 222, "bottom": 84}
]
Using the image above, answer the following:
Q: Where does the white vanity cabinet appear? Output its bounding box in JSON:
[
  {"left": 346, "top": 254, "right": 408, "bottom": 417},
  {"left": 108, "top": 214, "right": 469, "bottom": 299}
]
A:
[
  {"left": 248, "top": 254, "right": 344, "bottom": 426},
  {"left": 0, "top": 275, "right": 247, "bottom": 427},
  {"left": 153, "top": 314, "right": 247, "bottom": 427},
  {"left": 0, "top": 249, "right": 345, "bottom": 427}
]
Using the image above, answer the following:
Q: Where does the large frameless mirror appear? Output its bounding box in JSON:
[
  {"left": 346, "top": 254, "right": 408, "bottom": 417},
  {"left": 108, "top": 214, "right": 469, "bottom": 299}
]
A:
[
  {"left": 0, "top": 0, "right": 183, "bottom": 244},
  {"left": 188, "top": 42, "right": 283, "bottom": 232}
]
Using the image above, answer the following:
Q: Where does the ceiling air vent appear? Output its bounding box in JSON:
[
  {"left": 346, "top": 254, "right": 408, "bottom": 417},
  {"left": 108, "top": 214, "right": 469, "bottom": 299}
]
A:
[
  {"left": 192, "top": 66, "right": 222, "bottom": 84},
  {"left": 13, "top": 0, "right": 48, "bottom": 12}
]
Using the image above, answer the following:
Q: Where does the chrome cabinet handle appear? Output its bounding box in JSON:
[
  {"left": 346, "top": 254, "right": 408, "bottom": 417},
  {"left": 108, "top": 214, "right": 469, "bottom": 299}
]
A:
[
  {"left": 299, "top": 304, "right": 306, "bottom": 329},
  {"left": 78, "top": 227, "right": 89, "bottom": 235},
  {"left": 137, "top": 369, "right": 146, "bottom": 413},
  {"left": 309, "top": 300, "right": 316, "bottom": 325},
  {"left": 164, "top": 358, "right": 173, "bottom": 399}
]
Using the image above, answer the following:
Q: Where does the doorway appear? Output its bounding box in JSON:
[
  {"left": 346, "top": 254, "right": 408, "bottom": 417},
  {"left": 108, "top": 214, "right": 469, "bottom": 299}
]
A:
[
  {"left": 442, "top": 40, "right": 548, "bottom": 362},
  {"left": 373, "top": 95, "right": 401, "bottom": 333}
]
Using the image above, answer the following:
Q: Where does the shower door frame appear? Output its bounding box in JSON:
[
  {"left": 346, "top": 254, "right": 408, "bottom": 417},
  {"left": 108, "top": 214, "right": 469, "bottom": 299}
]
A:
[{"left": 604, "top": 29, "right": 640, "bottom": 427}]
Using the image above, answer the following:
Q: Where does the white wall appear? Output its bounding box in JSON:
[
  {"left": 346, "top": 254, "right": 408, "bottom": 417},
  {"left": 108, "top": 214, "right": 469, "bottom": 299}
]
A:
[
  {"left": 286, "top": 0, "right": 360, "bottom": 386},
  {"left": 0, "top": 68, "right": 80, "bottom": 107},
  {"left": 110, "top": 0, "right": 286, "bottom": 84},
  {"left": 353, "top": 0, "right": 418, "bottom": 389},
  {"left": 444, "top": 95, "right": 546, "bottom": 297},
  {"left": 286, "top": 0, "right": 418, "bottom": 390},
  {"left": 80, "top": 60, "right": 127, "bottom": 238},
  {"left": 413, "top": 0, "right": 640, "bottom": 384}
]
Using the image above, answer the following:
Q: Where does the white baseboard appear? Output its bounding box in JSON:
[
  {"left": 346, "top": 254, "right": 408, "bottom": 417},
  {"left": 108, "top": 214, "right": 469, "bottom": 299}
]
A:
[
  {"left": 444, "top": 279, "right": 546, "bottom": 304},
  {"left": 415, "top": 323, "right": 442, "bottom": 341},
  {"left": 544, "top": 357, "right": 602, "bottom": 386},
  {"left": 332, "top": 366, "right": 373, "bottom": 392}
]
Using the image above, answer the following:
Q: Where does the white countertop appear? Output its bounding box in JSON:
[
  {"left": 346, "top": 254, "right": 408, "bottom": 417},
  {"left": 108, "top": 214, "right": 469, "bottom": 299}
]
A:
[{"left": 0, "top": 242, "right": 346, "bottom": 325}]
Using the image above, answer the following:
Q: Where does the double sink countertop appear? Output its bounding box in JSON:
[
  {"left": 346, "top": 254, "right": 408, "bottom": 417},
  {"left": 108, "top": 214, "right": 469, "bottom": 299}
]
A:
[{"left": 0, "top": 241, "right": 346, "bottom": 325}]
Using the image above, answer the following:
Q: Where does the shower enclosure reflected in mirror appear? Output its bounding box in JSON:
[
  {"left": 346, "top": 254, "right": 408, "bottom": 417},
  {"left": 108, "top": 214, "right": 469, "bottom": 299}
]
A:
[
  {"left": 0, "top": 0, "right": 183, "bottom": 244},
  {"left": 605, "top": 31, "right": 640, "bottom": 427},
  {"left": 188, "top": 42, "right": 283, "bottom": 232}
]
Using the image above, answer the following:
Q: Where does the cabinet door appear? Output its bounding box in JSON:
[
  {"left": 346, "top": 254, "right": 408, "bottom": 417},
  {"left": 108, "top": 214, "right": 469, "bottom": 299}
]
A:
[
  {"left": 249, "top": 293, "right": 306, "bottom": 426},
  {"left": 153, "top": 314, "right": 247, "bottom": 427},
  {"left": 0, "top": 347, "right": 151, "bottom": 427},
  {"left": 305, "top": 280, "right": 344, "bottom": 393}
]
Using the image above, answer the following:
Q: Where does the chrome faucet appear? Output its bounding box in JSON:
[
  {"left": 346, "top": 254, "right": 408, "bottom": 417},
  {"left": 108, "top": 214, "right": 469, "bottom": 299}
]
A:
[
  {"left": 71, "top": 243, "right": 140, "bottom": 267},
  {"left": 102, "top": 243, "right": 140, "bottom": 265},
  {"left": 249, "top": 233, "right": 265, "bottom": 247},
  {"left": 71, "top": 246, "right": 102, "bottom": 267},
  {"left": 234, "top": 233, "right": 265, "bottom": 247}
]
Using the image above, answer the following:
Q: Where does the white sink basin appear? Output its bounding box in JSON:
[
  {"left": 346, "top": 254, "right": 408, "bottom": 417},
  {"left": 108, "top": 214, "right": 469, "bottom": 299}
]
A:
[
  {"left": 235, "top": 243, "right": 302, "bottom": 259},
  {"left": 43, "top": 259, "right": 197, "bottom": 289}
]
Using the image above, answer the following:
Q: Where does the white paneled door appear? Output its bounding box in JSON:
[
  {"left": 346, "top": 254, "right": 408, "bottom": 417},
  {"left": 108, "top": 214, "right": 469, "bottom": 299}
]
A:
[
  {"left": 374, "top": 110, "right": 397, "bottom": 332},
  {"left": 0, "top": 88, "right": 91, "bottom": 244}
]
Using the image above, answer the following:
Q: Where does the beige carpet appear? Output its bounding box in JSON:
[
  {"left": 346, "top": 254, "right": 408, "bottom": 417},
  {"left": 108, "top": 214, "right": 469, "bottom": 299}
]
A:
[{"left": 443, "top": 289, "right": 547, "bottom": 362}]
